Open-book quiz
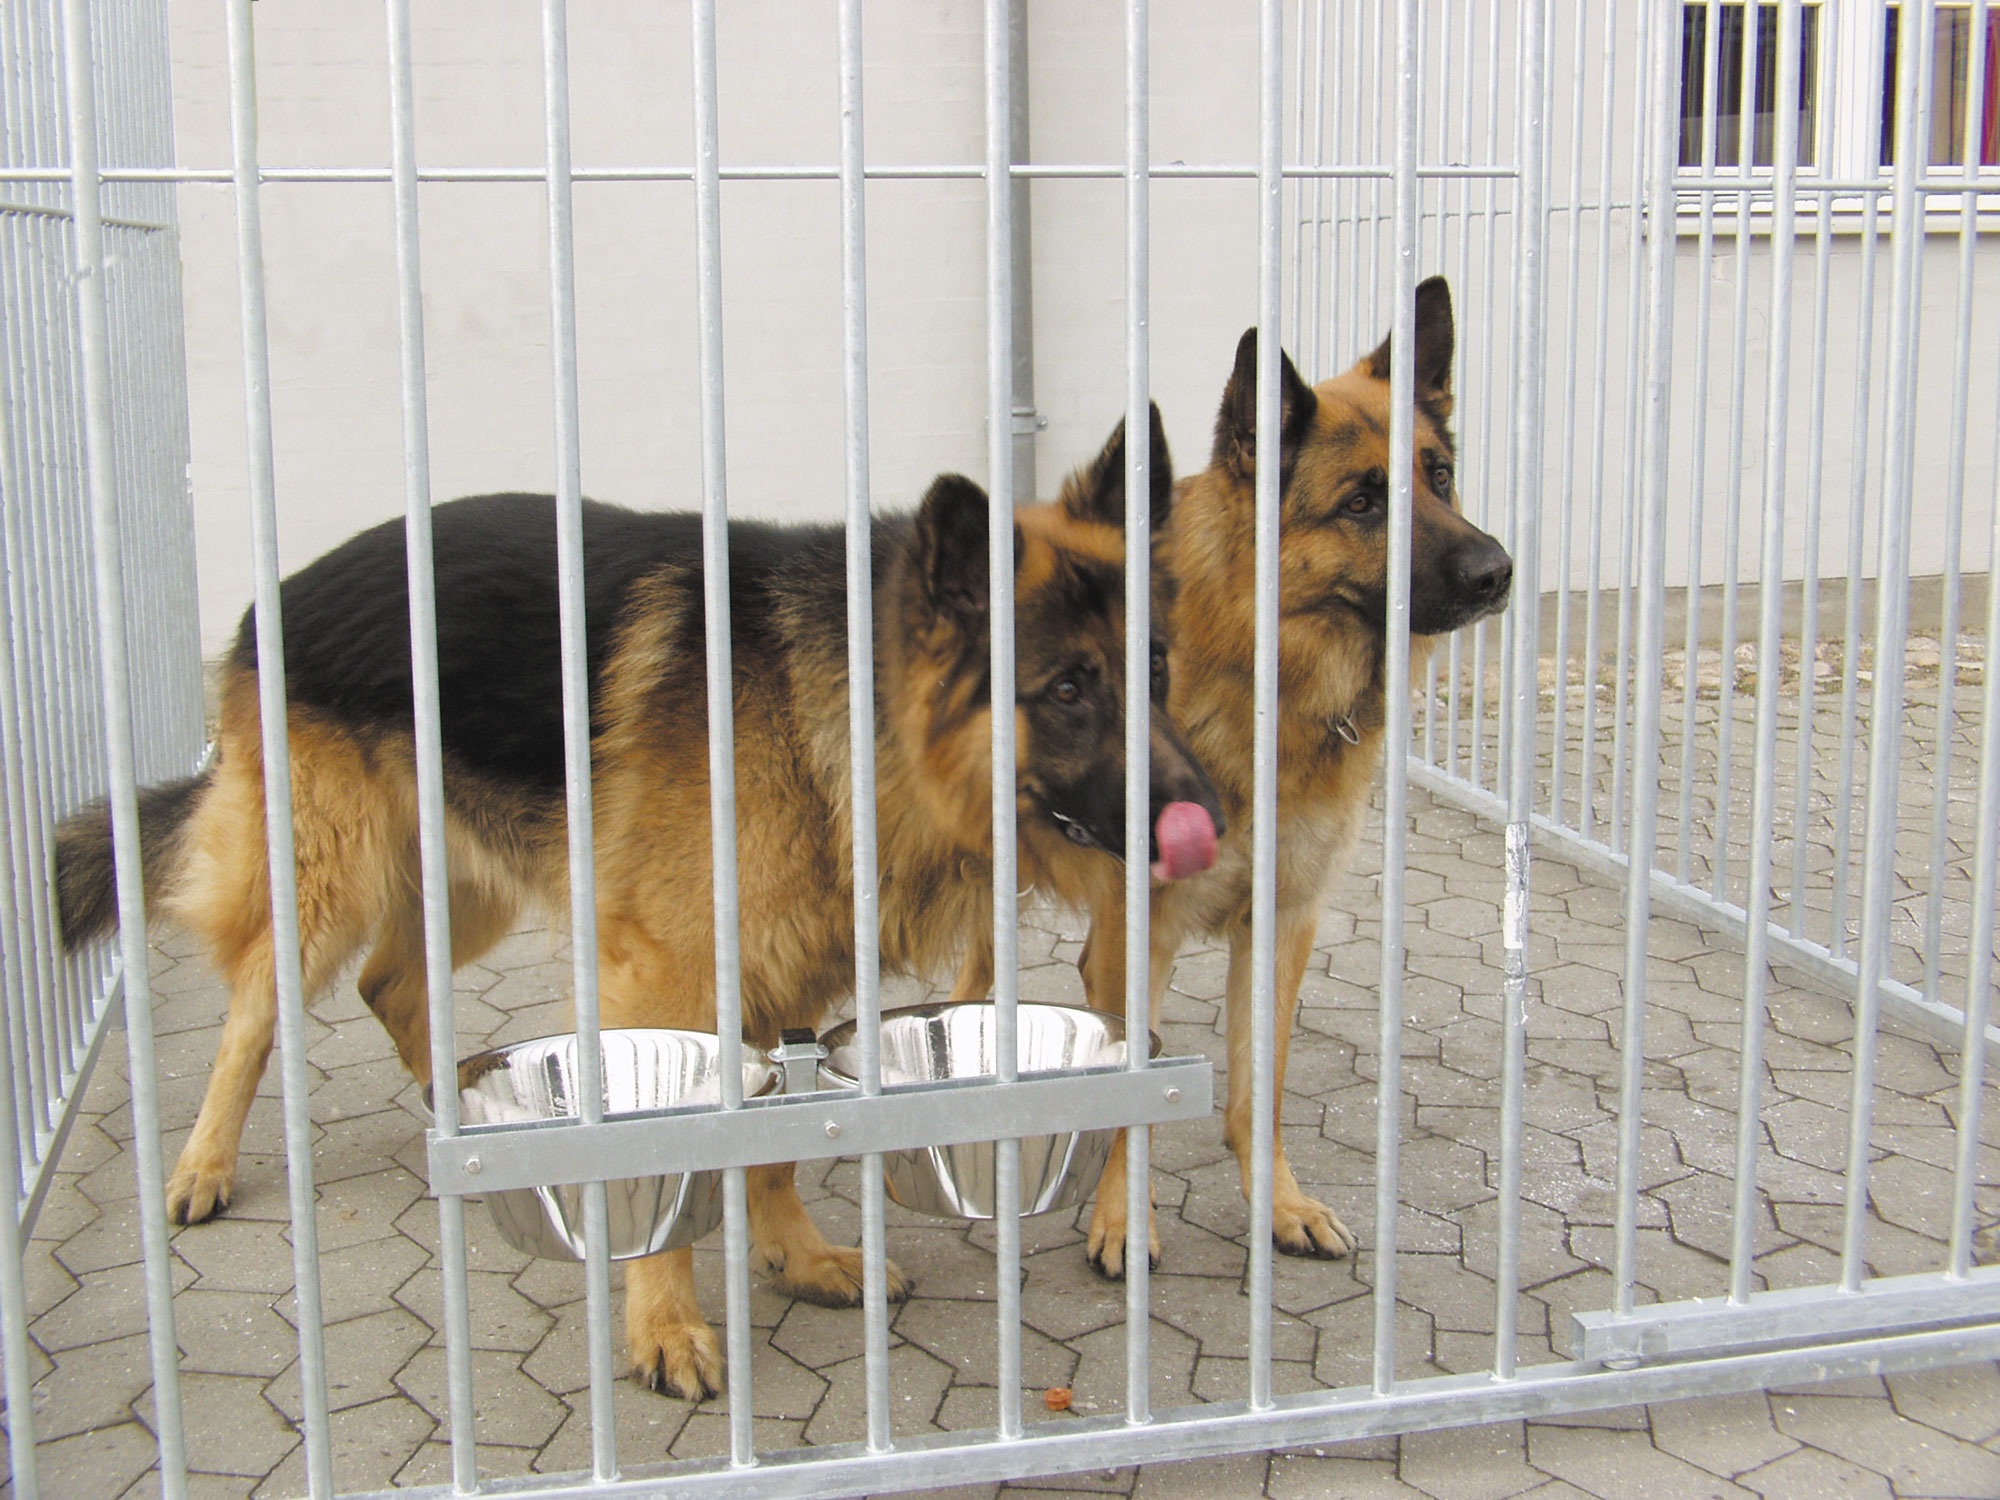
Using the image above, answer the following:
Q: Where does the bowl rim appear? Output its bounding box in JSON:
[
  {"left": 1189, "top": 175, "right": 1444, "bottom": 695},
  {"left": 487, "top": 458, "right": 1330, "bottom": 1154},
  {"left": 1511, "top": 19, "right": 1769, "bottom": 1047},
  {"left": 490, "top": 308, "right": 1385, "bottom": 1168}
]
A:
[
  {"left": 817, "top": 998, "right": 1163, "bottom": 1090},
  {"left": 425, "top": 1026, "right": 779, "bottom": 1119}
]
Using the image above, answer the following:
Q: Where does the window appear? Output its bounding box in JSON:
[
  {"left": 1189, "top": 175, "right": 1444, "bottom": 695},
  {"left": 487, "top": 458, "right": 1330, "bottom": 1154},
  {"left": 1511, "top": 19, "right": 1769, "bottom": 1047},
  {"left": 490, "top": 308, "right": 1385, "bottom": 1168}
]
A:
[
  {"left": 1679, "top": 3, "right": 1822, "bottom": 169},
  {"left": 1881, "top": 3, "right": 2000, "bottom": 166},
  {"left": 1676, "top": 2, "right": 2000, "bottom": 183}
]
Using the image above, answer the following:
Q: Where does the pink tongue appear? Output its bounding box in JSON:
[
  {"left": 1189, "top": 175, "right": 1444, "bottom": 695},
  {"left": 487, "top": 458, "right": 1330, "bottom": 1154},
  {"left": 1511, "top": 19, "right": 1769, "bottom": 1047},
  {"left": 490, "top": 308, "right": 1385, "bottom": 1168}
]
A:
[{"left": 1150, "top": 801, "right": 1218, "bottom": 882}]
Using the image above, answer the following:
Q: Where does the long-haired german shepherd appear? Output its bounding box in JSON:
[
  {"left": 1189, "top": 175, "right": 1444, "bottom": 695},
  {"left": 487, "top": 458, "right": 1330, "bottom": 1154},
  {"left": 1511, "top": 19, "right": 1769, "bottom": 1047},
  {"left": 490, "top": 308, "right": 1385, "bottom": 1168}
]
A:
[
  {"left": 55, "top": 409, "right": 1223, "bottom": 1399},
  {"left": 963, "top": 278, "right": 1511, "bottom": 1275}
]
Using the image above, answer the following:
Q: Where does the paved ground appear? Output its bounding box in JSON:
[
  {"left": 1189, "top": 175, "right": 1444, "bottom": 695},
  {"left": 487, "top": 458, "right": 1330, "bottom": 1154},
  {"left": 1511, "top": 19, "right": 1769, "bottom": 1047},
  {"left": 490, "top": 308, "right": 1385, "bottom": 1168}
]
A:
[{"left": 6, "top": 777, "right": 1999, "bottom": 1499}]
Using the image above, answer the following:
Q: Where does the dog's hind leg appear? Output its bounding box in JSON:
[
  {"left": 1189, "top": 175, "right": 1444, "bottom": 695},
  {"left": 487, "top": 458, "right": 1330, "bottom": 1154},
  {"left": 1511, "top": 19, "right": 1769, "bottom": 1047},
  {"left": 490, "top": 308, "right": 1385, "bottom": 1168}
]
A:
[
  {"left": 1222, "top": 914, "right": 1356, "bottom": 1259},
  {"left": 164, "top": 721, "right": 389, "bottom": 1223},
  {"left": 357, "top": 868, "right": 519, "bottom": 1088}
]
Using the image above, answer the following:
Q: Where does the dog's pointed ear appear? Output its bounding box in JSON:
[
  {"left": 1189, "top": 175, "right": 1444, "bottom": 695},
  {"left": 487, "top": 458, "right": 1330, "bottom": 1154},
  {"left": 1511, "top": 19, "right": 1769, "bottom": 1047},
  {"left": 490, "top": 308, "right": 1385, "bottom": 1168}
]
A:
[
  {"left": 1060, "top": 401, "right": 1175, "bottom": 533},
  {"left": 914, "top": 473, "right": 1021, "bottom": 624},
  {"left": 1213, "top": 328, "right": 1318, "bottom": 483},
  {"left": 1362, "top": 275, "right": 1455, "bottom": 415}
]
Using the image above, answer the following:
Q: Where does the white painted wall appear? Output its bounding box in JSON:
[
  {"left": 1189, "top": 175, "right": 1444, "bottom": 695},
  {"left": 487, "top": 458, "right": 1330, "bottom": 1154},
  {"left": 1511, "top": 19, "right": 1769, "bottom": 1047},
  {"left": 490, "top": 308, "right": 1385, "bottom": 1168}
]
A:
[
  {"left": 168, "top": 0, "right": 1300, "bottom": 657},
  {"left": 167, "top": 2, "right": 1996, "bottom": 659}
]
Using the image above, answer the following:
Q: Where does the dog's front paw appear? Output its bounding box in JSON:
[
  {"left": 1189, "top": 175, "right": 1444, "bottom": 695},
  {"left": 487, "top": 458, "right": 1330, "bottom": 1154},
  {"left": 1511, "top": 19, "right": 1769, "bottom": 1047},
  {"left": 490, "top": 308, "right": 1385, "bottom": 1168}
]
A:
[
  {"left": 1273, "top": 1191, "right": 1356, "bottom": 1259},
  {"left": 630, "top": 1320, "right": 723, "bottom": 1401},
  {"left": 164, "top": 1160, "right": 233, "bottom": 1225},
  {"left": 765, "top": 1243, "right": 910, "bottom": 1309},
  {"left": 1084, "top": 1200, "right": 1161, "bottom": 1280}
]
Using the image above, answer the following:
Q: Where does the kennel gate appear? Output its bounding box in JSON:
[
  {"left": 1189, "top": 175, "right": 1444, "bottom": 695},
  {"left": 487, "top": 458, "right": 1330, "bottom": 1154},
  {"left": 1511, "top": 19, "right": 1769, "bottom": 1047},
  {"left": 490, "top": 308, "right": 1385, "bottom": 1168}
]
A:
[{"left": 2, "top": 1, "right": 1999, "bottom": 1497}]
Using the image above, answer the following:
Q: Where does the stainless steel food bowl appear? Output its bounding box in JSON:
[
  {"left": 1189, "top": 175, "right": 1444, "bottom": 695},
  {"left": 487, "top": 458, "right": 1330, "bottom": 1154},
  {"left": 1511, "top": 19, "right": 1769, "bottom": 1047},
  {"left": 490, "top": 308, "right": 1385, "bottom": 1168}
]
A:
[
  {"left": 818, "top": 1002, "right": 1159, "bottom": 1220},
  {"left": 446, "top": 1029, "right": 776, "bottom": 1261}
]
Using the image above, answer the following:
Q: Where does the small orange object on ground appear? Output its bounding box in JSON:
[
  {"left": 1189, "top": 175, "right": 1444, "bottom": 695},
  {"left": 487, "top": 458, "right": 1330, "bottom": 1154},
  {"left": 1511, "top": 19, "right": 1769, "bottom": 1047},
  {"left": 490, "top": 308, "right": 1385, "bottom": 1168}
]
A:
[{"left": 1043, "top": 1387, "right": 1072, "bottom": 1412}]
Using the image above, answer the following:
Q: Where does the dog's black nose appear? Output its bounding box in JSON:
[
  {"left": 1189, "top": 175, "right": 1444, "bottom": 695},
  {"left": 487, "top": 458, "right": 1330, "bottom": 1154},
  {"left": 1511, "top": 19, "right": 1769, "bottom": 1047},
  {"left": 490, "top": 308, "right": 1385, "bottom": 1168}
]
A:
[{"left": 1456, "top": 544, "right": 1513, "bottom": 604}]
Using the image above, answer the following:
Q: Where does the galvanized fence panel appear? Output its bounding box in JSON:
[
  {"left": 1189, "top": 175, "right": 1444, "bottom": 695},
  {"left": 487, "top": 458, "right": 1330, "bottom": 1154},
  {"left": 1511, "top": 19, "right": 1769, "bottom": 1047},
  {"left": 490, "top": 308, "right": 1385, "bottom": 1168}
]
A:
[
  {"left": 3, "top": 1, "right": 1998, "bottom": 1497},
  {"left": 1296, "top": 0, "right": 2000, "bottom": 1370}
]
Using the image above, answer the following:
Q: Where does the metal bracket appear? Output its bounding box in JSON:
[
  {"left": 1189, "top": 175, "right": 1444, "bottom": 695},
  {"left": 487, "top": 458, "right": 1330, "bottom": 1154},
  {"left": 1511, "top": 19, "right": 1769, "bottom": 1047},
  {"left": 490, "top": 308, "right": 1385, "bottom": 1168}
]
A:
[
  {"left": 429, "top": 1054, "right": 1213, "bottom": 1197},
  {"left": 768, "top": 1027, "right": 827, "bottom": 1098}
]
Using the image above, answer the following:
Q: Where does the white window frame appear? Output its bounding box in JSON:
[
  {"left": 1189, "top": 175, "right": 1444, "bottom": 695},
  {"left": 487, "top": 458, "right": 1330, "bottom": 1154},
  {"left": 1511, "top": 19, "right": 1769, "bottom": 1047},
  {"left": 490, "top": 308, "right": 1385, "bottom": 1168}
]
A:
[{"left": 1674, "top": 0, "right": 2000, "bottom": 228}]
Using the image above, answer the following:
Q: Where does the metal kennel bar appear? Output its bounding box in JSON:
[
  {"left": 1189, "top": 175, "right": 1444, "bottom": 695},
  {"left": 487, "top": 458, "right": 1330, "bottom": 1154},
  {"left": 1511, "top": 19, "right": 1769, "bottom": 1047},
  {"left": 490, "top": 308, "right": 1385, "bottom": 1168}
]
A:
[{"left": 7, "top": 1, "right": 2000, "bottom": 1497}]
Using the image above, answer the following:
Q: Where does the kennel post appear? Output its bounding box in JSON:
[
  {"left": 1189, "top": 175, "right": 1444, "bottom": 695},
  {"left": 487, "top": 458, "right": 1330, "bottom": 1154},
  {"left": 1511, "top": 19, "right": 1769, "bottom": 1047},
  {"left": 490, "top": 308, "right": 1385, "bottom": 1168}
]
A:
[
  {"left": 1611, "top": 0, "right": 1685, "bottom": 1325},
  {"left": 984, "top": 0, "right": 1027, "bottom": 1443},
  {"left": 1729, "top": 0, "right": 1802, "bottom": 1305},
  {"left": 1494, "top": 0, "right": 1548, "bottom": 1383},
  {"left": 1248, "top": 0, "right": 1283, "bottom": 1411},
  {"left": 385, "top": 0, "right": 484, "bottom": 1485},
  {"left": 1121, "top": 0, "right": 1155, "bottom": 1425},
  {"left": 1843, "top": 0, "right": 1933, "bottom": 1297},
  {"left": 837, "top": 0, "right": 898, "bottom": 1455}
]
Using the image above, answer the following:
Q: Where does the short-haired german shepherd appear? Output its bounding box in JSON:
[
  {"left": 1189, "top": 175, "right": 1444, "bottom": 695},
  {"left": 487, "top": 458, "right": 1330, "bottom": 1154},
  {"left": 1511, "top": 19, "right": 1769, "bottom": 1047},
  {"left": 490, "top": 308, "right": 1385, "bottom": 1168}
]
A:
[
  {"left": 55, "top": 409, "right": 1223, "bottom": 1399},
  {"left": 963, "top": 278, "right": 1511, "bottom": 1275}
]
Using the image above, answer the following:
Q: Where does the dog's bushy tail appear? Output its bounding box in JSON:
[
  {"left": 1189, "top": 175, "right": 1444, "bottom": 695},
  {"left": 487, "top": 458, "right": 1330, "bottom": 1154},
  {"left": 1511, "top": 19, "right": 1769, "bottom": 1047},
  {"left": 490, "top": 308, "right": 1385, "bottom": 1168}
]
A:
[{"left": 53, "top": 772, "right": 207, "bottom": 948}]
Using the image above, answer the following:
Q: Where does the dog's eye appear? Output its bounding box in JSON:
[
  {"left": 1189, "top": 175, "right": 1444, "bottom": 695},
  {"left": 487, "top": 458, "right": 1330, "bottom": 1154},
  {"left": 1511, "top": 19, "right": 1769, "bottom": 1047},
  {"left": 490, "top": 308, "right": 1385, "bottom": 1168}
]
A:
[
  {"left": 1343, "top": 489, "right": 1380, "bottom": 516},
  {"left": 1150, "top": 649, "right": 1167, "bottom": 678},
  {"left": 1430, "top": 464, "right": 1453, "bottom": 495},
  {"left": 1051, "top": 678, "right": 1082, "bottom": 705}
]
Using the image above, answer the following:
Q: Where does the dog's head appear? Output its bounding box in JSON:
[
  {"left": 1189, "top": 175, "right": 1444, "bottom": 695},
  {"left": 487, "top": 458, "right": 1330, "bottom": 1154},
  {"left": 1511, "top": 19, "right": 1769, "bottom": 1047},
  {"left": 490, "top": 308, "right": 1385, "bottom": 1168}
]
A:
[
  {"left": 1210, "top": 277, "right": 1513, "bottom": 641},
  {"left": 901, "top": 406, "right": 1224, "bottom": 889}
]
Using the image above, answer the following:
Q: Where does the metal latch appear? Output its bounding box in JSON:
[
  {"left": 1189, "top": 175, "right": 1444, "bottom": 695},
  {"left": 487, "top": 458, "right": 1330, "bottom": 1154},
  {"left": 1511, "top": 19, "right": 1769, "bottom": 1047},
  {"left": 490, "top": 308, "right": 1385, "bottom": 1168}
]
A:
[{"left": 769, "top": 1028, "right": 827, "bottom": 1097}]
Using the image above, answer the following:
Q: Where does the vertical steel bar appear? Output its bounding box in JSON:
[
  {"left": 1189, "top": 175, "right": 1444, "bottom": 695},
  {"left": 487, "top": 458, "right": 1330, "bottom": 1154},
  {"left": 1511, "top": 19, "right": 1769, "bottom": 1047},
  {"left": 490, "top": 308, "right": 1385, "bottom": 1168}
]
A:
[
  {"left": 1420, "top": 0, "right": 1451, "bottom": 767},
  {"left": 1368, "top": 0, "right": 1418, "bottom": 1401},
  {"left": 687, "top": 0, "right": 757, "bottom": 1464},
  {"left": 1122, "top": 0, "right": 1154, "bottom": 1427},
  {"left": 1675, "top": 2, "right": 1725, "bottom": 884},
  {"left": 1708, "top": 5, "right": 1759, "bottom": 905},
  {"left": 539, "top": 1, "right": 622, "bottom": 1471},
  {"left": 1949, "top": 350, "right": 2000, "bottom": 1280},
  {"left": 7, "top": 0, "right": 62, "bottom": 1142},
  {"left": 1248, "top": 0, "right": 1284, "bottom": 1411},
  {"left": 1921, "top": 0, "right": 1986, "bottom": 1004},
  {"left": 1829, "top": 222, "right": 1884, "bottom": 961},
  {"left": 837, "top": 0, "right": 893, "bottom": 1453},
  {"left": 1609, "top": 1, "right": 1653, "bottom": 855},
  {"left": 1844, "top": 0, "right": 1933, "bottom": 1295},
  {"left": 1468, "top": 0, "right": 1502, "bottom": 793},
  {"left": 1446, "top": 0, "right": 1480, "bottom": 780},
  {"left": 1007, "top": 0, "right": 1036, "bottom": 504},
  {"left": 1787, "top": 187, "right": 1834, "bottom": 936},
  {"left": 221, "top": 0, "right": 337, "bottom": 1490},
  {"left": 983, "top": 0, "right": 1023, "bottom": 1441},
  {"left": 1730, "top": 0, "right": 1801, "bottom": 1306},
  {"left": 385, "top": 1, "right": 481, "bottom": 1487},
  {"left": 1289, "top": 0, "right": 1310, "bottom": 359},
  {"left": 1579, "top": 0, "right": 1620, "bottom": 840},
  {"left": 1547, "top": 0, "right": 1587, "bottom": 821},
  {"left": 1494, "top": 0, "right": 1546, "bottom": 1382},
  {"left": 0, "top": 419, "right": 40, "bottom": 1500},
  {"left": 1612, "top": 0, "right": 1681, "bottom": 1322}
]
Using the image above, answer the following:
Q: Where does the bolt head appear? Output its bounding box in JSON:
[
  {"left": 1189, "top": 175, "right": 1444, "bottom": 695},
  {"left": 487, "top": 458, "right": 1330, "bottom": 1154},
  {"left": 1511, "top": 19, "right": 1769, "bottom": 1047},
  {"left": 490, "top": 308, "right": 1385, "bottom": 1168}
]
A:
[{"left": 825, "top": 1121, "right": 842, "bottom": 1139}]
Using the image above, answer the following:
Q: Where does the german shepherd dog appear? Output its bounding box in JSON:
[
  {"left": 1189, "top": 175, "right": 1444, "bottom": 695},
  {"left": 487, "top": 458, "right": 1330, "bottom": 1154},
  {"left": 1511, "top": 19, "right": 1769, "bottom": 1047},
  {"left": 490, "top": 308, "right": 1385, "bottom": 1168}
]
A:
[
  {"left": 961, "top": 278, "right": 1511, "bottom": 1275},
  {"left": 55, "top": 409, "right": 1223, "bottom": 1399}
]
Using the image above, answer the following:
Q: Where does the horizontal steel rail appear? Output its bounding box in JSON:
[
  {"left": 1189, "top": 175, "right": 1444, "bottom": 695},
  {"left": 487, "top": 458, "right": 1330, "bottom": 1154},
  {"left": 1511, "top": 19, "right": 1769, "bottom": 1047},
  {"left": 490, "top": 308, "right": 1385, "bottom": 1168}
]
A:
[
  {"left": 1574, "top": 1266, "right": 2000, "bottom": 1365},
  {"left": 429, "top": 1057, "right": 1213, "bottom": 1197},
  {"left": 0, "top": 160, "right": 1520, "bottom": 183},
  {"left": 333, "top": 1322, "right": 2000, "bottom": 1500}
]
